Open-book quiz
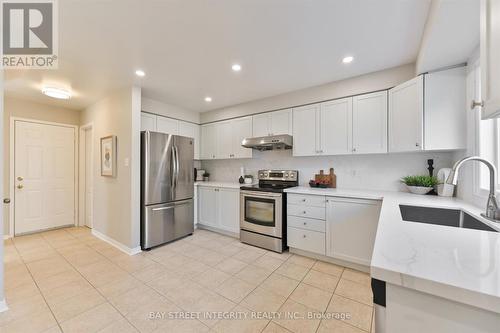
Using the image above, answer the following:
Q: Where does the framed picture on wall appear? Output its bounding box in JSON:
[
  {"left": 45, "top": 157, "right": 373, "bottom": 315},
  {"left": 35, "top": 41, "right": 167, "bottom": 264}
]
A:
[{"left": 100, "top": 135, "right": 117, "bottom": 177}]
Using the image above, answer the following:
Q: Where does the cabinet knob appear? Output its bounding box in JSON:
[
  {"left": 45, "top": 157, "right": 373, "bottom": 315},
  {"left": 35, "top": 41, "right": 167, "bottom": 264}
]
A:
[
  {"left": 352, "top": 148, "right": 357, "bottom": 152},
  {"left": 471, "top": 100, "right": 484, "bottom": 109},
  {"left": 303, "top": 222, "right": 307, "bottom": 225},
  {"left": 415, "top": 143, "right": 420, "bottom": 147},
  {"left": 302, "top": 199, "right": 306, "bottom": 202},
  {"left": 302, "top": 211, "right": 307, "bottom": 214},
  {"left": 302, "top": 234, "right": 306, "bottom": 238}
]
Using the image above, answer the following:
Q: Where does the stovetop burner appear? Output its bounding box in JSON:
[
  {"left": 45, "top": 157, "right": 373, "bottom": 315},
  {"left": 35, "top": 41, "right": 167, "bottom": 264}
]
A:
[{"left": 240, "top": 170, "right": 298, "bottom": 193}]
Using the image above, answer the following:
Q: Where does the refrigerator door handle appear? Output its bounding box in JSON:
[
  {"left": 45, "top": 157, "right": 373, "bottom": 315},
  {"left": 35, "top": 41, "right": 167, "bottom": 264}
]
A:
[
  {"left": 152, "top": 206, "right": 175, "bottom": 212},
  {"left": 173, "top": 145, "right": 180, "bottom": 188}
]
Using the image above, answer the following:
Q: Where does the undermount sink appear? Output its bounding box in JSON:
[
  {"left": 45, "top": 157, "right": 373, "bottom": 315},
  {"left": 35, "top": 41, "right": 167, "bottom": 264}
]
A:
[{"left": 399, "top": 205, "right": 498, "bottom": 232}]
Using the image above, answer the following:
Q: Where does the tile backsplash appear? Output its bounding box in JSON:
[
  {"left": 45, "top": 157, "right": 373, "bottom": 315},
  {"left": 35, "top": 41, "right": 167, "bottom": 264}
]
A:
[{"left": 201, "top": 150, "right": 457, "bottom": 191}]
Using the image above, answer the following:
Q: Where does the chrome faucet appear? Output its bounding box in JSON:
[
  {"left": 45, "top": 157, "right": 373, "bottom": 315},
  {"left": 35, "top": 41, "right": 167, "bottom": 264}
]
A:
[{"left": 446, "top": 156, "right": 500, "bottom": 222}]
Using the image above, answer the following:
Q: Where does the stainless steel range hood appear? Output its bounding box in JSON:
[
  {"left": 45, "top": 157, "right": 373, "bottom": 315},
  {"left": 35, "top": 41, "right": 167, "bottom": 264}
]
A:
[{"left": 241, "top": 135, "right": 293, "bottom": 151}]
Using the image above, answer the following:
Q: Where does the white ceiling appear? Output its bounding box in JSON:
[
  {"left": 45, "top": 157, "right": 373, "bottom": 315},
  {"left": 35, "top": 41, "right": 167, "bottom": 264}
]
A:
[
  {"left": 416, "top": 0, "right": 479, "bottom": 74},
  {"left": 5, "top": 0, "right": 433, "bottom": 112}
]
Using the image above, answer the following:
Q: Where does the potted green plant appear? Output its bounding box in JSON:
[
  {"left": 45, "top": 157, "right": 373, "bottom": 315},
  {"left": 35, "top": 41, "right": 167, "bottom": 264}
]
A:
[
  {"left": 203, "top": 172, "right": 210, "bottom": 181},
  {"left": 401, "top": 175, "right": 439, "bottom": 195}
]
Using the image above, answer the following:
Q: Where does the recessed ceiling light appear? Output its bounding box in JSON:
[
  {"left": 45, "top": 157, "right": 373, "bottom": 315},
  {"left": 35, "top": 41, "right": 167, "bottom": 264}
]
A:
[
  {"left": 205, "top": 97, "right": 212, "bottom": 102},
  {"left": 231, "top": 64, "right": 242, "bottom": 72},
  {"left": 342, "top": 56, "right": 354, "bottom": 64},
  {"left": 42, "top": 87, "right": 71, "bottom": 100},
  {"left": 135, "top": 70, "right": 146, "bottom": 77}
]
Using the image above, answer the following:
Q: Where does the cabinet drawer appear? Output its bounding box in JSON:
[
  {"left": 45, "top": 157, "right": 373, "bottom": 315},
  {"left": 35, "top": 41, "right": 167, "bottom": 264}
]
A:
[
  {"left": 287, "top": 204, "right": 325, "bottom": 220},
  {"left": 288, "top": 215, "right": 325, "bottom": 232},
  {"left": 287, "top": 227, "right": 325, "bottom": 255},
  {"left": 288, "top": 194, "right": 326, "bottom": 207}
]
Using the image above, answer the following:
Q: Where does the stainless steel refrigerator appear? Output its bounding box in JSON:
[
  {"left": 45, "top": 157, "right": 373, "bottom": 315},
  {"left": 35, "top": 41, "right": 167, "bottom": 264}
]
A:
[{"left": 141, "top": 131, "right": 194, "bottom": 250}]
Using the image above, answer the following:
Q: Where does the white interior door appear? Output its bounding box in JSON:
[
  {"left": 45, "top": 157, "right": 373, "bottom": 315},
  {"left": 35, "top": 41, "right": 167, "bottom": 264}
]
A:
[
  {"left": 84, "top": 128, "right": 93, "bottom": 228},
  {"left": 14, "top": 121, "right": 75, "bottom": 235}
]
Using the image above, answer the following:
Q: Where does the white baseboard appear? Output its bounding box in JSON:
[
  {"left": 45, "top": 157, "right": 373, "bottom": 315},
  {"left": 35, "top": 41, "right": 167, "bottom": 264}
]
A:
[
  {"left": 3, "top": 235, "right": 12, "bottom": 240},
  {"left": 0, "top": 299, "right": 8, "bottom": 313},
  {"left": 91, "top": 229, "right": 142, "bottom": 256}
]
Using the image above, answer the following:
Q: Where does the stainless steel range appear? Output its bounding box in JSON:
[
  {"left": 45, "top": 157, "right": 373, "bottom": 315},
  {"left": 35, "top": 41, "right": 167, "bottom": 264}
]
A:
[{"left": 240, "top": 170, "right": 298, "bottom": 253}]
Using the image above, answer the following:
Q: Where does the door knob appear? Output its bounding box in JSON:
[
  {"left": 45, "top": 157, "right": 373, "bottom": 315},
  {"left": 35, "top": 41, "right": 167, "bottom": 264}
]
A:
[
  {"left": 17, "top": 184, "right": 24, "bottom": 189},
  {"left": 17, "top": 176, "right": 23, "bottom": 181}
]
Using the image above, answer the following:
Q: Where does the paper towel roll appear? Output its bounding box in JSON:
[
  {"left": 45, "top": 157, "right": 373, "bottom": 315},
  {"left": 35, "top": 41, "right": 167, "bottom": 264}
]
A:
[
  {"left": 436, "top": 168, "right": 454, "bottom": 197},
  {"left": 437, "top": 168, "right": 452, "bottom": 183}
]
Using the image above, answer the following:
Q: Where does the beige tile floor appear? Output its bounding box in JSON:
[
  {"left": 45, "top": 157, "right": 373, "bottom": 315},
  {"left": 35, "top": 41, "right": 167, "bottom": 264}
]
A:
[{"left": 2, "top": 227, "right": 375, "bottom": 333}]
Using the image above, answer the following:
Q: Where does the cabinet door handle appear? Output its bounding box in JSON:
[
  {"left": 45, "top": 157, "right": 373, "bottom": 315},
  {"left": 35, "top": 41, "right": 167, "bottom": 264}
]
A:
[
  {"left": 471, "top": 100, "right": 484, "bottom": 109},
  {"left": 303, "top": 222, "right": 307, "bottom": 226}
]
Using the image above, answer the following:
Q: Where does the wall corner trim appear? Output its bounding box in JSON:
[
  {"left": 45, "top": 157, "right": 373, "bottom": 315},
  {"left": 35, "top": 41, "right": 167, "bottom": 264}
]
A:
[
  {"left": 91, "top": 229, "right": 142, "bottom": 256},
  {"left": 0, "top": 299, "right": 8, "bottom": 313}
]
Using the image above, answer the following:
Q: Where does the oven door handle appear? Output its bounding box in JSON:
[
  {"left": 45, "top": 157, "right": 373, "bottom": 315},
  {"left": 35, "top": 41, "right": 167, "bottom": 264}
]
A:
[{"left": 241, "top": 191, "right": 283, "bottom": 198}]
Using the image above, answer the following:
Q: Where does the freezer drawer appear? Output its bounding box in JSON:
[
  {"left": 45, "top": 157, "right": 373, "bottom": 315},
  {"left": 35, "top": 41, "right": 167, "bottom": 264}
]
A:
[{"left": 141, "top": 199, "right": 194, "bottom": 250}]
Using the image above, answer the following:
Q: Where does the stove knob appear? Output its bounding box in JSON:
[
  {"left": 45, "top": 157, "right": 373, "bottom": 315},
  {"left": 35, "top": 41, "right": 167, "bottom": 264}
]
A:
[
  {"left": 264, "top": 172, "right": 268, "bottom": 177},
  {"left": 284, "top": 173, "right": 289, "bottom": 178}
]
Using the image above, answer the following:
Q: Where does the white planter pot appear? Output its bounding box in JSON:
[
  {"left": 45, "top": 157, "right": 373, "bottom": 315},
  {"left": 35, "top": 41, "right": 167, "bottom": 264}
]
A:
[{"left": 406, "top": 185, "right": 433, "bottom": 195}]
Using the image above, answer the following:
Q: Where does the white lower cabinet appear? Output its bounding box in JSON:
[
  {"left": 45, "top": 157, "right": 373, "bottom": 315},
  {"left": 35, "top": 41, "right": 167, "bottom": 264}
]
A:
[
  {"left": 218, "top": 188, "right": 240, "bottom": 234},
  {"left": 326, "top": 196, "right": 381, "bottom": 266},
  {"left": 287, "top": 193, "right": 381, "bottom": 266},
  {"left": 197, "top": 186, "right": 239, "bottom": 235},
  {"left": 286, "top": 194, "right": 326, "bottom": 255},
  {"left": 288, "top": 227, "right": 326, "bottom": 255},
  {"left": 198, "top": 186, "right": 218, "bottom": 228}
]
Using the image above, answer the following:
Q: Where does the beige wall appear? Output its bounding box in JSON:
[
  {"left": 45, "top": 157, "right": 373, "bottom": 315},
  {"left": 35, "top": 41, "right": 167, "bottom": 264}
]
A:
[
  {"left": 3, "top": 96, "right": 81, "bottom": 236},
  {"left": 142, "top": 97, "right": 200, "bottom": 124},
  {"left": 80, "top": 86, "right": 141, "bottom": 250},
  {"left": 201, "top": 63, "right": 416, "bottom": 123}
]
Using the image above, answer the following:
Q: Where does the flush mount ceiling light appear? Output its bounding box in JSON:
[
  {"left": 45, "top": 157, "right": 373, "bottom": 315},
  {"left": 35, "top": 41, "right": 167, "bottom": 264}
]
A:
[
  {"left": 231, "top": 64, "right": 242, "bottom": 72},
  {"left": 342, "top": 56, "right": 354, "bottom": 64},
  {"left": 204, "top": 96, "right": 212, "bottom": 102},
  {"left": 42, "top": 87, "right": 71, "bottom": 100},
  {"left": 135, "top": 69, "right": 146, "bottom": 77}
]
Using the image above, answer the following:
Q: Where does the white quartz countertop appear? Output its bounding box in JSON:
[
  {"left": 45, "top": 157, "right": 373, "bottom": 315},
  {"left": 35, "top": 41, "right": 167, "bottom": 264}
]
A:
[
  {"left": 285, "top": 186, "right": 500, "bottom": 313},
  {"left": 194, "top": 181, "right": 248, "bottom": 189}
]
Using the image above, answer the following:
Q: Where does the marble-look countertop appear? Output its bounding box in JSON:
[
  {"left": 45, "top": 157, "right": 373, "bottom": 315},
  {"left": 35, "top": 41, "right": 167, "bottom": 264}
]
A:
[
  {"left": 194, "top": 181, "right": 252, "bottom": 189},
  {"left": 284, "top": 186, "right": 500, "bottom": 313}
]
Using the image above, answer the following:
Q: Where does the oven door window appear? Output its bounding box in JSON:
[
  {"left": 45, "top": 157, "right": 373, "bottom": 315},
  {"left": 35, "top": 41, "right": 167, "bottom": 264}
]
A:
[{"left": 244, "top": 197, "right": 275, "bottom": 227}]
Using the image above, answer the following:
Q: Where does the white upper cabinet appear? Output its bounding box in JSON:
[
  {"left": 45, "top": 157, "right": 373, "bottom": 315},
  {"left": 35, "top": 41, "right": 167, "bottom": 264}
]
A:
[
  {"left": 201, "top": 123, "right": 217, "bottom": 159},
  {"left": 389, "top": 68, "right": 466, "bottom": 152},
  {"left": 201, "top": 117, "right": 252, "bottom": 160},
  {"left": 424, "top": 67, "right": 466, "bottom": 150},
  {"left": 388, "top": 76, "right": 424, "bottom": 152},
  {"left": 232, "top": 116, "right": 253, "bottom": 159},
  {"left": 252, "top": 113, "right": 271, "bottom": 137},
  {"left": 216, "top": 121, "right": 234, "bottom": 159},
  {"left": 179, "top": 121, "right": 201, "bottom": 160},
  {"left": 141, "top": 112, "right": 157, "bottom": 131},
  {"left": 320, "top": 98, "right": 352, "bottom": 155},
  {"left": 352, "top": 91, "right": 388, "bottom": 154},
  {"left": 293, "top": 104, "right": 320, "bottom": 156},
  {"left": 481, "top": 0, "right": 500, "bottom": 119},
  {"left": 252, "top": 109, "right": 292, "bottom": 137},
  {"left": 270, "top": 109, "right": 292, "bottom": 135},
  {"left": 157, "top": 117, "right": 179, "bottom": 135}
]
